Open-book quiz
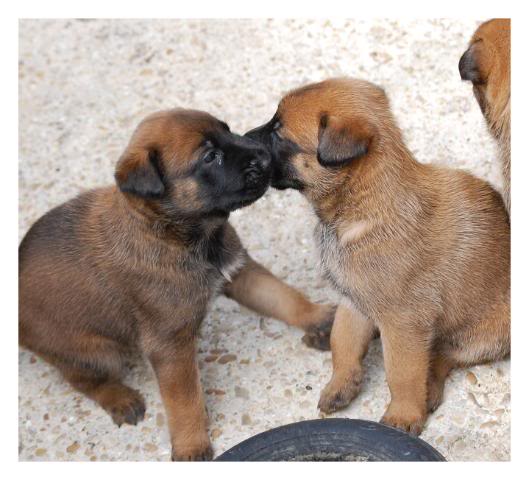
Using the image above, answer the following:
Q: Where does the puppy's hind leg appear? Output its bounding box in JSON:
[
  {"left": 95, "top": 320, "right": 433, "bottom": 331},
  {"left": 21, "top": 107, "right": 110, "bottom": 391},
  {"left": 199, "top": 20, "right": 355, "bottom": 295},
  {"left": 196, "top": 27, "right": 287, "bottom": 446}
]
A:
[
  {"left": 55, "top": 335, "right": 146, "bottom": 427},
  {"left": 427, "top": 353, "right": 455, "bottom": 413},
  {"left": 224, "top": 255, "right": 336, "bottom": 350}
]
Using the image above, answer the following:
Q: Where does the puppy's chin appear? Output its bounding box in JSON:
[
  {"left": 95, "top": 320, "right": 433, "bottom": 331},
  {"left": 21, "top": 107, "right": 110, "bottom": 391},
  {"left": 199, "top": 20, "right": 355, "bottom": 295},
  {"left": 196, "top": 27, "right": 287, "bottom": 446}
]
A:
[
  {"left": 270, "top": 160, "right": 304, "bottom": 191},
  {"left": 213, "top": 182, "right": 270, "bottom": 214},
  {"left": 472, "top": 85, "right": 488, "bottom": 116},
  {"left": 271, "top": 175, "right": 304, "bottom": 191}
]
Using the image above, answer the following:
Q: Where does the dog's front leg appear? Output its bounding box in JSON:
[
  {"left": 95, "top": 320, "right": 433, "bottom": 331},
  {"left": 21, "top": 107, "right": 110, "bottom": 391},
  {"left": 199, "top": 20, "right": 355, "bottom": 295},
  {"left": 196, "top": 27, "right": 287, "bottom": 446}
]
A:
[
  {"left": 318, "top": 303, "right": 376, "bottom": 413},
  {"left": 379, "top": 319, "right": 431, "bottom": 436},
  {"left": 148, "top": 336, "right": 212, "bottom": 461},
  {"left": 224, "top": 255, "right": 336, "bottom": 350}
]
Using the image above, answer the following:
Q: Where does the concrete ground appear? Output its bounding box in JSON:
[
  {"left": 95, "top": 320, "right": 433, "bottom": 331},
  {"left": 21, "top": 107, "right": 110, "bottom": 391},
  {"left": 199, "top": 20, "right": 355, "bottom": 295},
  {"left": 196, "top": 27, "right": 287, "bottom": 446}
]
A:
[{"left": 18, "top": 19, "right": 509, "bottom": 461}]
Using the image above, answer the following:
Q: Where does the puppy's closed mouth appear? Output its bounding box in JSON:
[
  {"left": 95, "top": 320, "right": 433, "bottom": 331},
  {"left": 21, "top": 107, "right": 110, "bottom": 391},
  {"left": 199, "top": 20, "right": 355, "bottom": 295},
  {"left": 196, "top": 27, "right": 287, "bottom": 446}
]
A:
[
  {"left": 216, "top": 180, "right": 270, "bottom": 213},
  {"left": 245, "top": 172, "right": 266, "bottom": 188},
  {"left": 236, "top": 182, "right": 270, "bottom": 208}
]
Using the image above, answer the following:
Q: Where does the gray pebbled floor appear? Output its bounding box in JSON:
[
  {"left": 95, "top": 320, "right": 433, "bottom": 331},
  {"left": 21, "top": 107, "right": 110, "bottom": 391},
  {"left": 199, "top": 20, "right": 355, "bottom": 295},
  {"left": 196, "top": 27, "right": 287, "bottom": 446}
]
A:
[{"left": 18, "top": 19, "right": 509, "bottom": 461}]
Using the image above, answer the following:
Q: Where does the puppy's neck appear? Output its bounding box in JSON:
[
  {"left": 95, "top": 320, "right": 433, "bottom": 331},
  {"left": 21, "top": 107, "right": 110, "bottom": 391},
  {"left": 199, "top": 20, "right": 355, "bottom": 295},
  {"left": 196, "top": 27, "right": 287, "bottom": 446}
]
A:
[
  {"left": 115, "top": 189, "right": 229, "bottom": 246},
  {"left": 312, "top": 140, "right": 425, "bottom": 234}
]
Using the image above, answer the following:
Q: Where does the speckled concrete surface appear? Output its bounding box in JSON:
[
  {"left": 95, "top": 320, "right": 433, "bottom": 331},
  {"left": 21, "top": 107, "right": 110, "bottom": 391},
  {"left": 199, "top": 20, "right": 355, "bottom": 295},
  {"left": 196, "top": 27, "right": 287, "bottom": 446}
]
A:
[{"left": 18, "top": 19, "right": 509, "bottom": 461}]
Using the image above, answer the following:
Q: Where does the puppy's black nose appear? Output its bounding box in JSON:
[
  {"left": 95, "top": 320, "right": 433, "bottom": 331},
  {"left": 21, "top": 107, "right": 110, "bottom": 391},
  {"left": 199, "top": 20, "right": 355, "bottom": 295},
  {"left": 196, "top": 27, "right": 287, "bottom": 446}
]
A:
[
  {"left": 251, "top": 147, "right": 271, "bottom": 171},
  {"left": 459, "top": 47, "right": 480, "bottom": 83}
]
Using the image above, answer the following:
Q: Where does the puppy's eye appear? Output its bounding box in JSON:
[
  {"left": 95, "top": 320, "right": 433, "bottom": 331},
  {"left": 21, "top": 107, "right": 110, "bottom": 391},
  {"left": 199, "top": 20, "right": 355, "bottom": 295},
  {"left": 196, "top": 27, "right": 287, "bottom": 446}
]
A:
[{"left": 203, "top": 149, "right": 223, "bottom": 165}]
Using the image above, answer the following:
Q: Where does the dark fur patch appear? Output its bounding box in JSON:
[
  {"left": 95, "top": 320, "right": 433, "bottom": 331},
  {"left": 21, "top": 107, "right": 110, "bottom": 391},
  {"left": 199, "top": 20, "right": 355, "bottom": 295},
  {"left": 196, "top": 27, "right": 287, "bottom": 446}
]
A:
[
  {"left": 459, "top": 46, "right": 484, "bottom": 84},
  {"left": 244, "top": 117, "right": 306, "bottom": 190},
  {"left": 117, "top": 149, "right": 165, "bottom": 198},
  {"left": 205, "top": 225, "right": 230, "bottom": 272}
]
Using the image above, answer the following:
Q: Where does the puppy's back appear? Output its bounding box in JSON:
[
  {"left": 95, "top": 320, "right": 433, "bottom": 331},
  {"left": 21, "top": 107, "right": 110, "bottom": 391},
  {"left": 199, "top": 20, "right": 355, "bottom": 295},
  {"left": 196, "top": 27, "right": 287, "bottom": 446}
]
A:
[
  {"left": 422, "top": 165, "right": 509, "bottom": 324},
  {"left": 432, "top": 166, "right": 508, "bottom": 237},
  {"left": 19, "top": 188, "right": 130, "bottom": 351}
]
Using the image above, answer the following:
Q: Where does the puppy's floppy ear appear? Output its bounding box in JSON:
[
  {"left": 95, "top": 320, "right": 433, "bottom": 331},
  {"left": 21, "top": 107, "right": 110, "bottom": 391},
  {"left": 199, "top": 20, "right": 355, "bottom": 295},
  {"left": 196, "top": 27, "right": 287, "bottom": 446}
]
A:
[
  {"left": 115, "top": 147, "right": 165, "bottom": 198},
  {"left": 317, "top": 114, "right": 373, "bottom": 168},
  {"left": 459, "top": 42, "right": 489, "bottom": 84}
]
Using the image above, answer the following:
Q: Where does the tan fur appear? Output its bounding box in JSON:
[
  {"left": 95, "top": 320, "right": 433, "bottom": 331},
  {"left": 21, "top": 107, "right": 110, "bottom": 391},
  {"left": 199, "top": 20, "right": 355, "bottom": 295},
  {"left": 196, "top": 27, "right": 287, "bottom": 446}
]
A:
[
  {"left": 263, "top": 78, "right": 510, "bottom": 434},
  {"left": 460, "top": 19, "right": 510, "bottom": 214},
  {"left": 338, "top": 220, "right": 372, "bottom": 246},
  {"left": 19, "top": 109, "right": 335, "bottom": 461}
]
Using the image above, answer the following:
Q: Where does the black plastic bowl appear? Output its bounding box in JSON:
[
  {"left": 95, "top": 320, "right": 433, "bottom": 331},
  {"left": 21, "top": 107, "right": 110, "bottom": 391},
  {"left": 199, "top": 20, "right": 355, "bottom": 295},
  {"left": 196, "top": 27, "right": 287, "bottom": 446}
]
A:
[{"left": 215, "top": 418, "right": 445, "bottom": 461}]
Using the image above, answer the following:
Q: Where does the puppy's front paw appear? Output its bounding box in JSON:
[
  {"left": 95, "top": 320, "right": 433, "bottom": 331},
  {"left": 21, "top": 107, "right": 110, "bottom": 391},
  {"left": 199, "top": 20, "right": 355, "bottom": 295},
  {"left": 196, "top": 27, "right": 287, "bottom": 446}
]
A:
[
  {"left": 318, "top": 371, "right": 362, "bottom": 414},
  {"left": 380, "top": 403, "right": 426, "bottom": 436},
  {"left": 102, "top": 387, "right": 146, "bottom": 427},
  {"left": 302, "top": 305, "right": 337, "bottom": 351},
  {"left": 171, "top": 442, "right": 213, "bottom": 461},
  {"left": 302, "top": 330, "right": 331, "bottom": 351}
]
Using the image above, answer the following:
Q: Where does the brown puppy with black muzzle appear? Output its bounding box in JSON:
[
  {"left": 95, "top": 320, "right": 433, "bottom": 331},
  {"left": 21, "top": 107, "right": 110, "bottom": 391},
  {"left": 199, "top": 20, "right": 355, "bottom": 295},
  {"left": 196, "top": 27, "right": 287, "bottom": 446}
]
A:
[
  {"left": 246, "top": 78, "right": 510, "bottom": 435},
  {"left": 459, "top": 18, "right": 510, "bottom": 215},
  {"left": 19, "top": 109, "right": 335, "bottom": 461}
]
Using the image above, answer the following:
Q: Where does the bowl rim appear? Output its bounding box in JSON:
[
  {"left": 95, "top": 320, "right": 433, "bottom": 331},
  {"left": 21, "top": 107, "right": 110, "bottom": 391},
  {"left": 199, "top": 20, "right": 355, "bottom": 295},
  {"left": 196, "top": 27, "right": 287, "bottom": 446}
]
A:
[{"left": 215, "top": 418, "right": 446, "bottom": 462}]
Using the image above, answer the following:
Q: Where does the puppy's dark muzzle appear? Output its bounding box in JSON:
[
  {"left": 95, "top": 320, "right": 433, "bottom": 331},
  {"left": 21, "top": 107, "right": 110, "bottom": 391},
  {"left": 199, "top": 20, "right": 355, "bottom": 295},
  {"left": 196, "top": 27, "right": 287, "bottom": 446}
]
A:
[
  {"left": 459, "top": 46, "right": 483, "bottom": 84},
  {"left": 240, "top": 138, "right": 271, "bottom": 189},
  {"left": 250, "top": 146, "right": 272, "bottom": 172},
  {"left": 244, "top": 125, "right": 274, "bottom": 181},
  {"left": 244, "top": 124, "right": 303, "bottom": 191},
  {"left": 244, "top": 153, "right": 271, "bottom": 188}
]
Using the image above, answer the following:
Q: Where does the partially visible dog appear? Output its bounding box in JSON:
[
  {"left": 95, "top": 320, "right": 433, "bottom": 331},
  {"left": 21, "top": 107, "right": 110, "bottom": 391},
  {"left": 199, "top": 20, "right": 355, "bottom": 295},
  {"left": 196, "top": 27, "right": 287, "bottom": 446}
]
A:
[
  {"left": 459, "top": 18, "right": 510, "bottom": 214},
  {"left": 19, "top": 109, "right": 335, "bottom": 460},
  {"left": 247, "top": 78, "right": 510, "bottom": 435}
]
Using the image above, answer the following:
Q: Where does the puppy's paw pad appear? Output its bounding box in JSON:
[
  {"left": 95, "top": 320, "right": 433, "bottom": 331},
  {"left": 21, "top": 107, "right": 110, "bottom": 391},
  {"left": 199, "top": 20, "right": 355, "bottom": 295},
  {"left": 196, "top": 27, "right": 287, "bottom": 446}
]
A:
[
  {"left": 302, "top": 305, "right": 336, "bottom": 352},
  {"left": 171, "top": 444, "right": 213, "bottom": 461},
  {"left": 106, "top": 390, "right": 146, "bottom": 427},
  {"left": 302, "top": 331, "right": 330, "bottom": 351},
  {"left": 318, "top": 378, "right": 361, "bottom": 414},
  {"left": 380, "top": 412, "right": 426, "bottom": 436}
]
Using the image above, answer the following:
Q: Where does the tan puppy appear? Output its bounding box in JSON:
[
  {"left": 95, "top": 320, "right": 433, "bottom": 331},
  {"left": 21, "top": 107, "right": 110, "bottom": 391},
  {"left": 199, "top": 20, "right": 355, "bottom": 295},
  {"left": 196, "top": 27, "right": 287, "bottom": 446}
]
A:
[
  {"left": 247, "top": 78, "right": 510, "bottom": 435},
  {"left": 19, "top": 109, "right": 335, "bottom": 460},
  {"left": 459, "top": 19, "right": 510, "bottom": 214}
]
